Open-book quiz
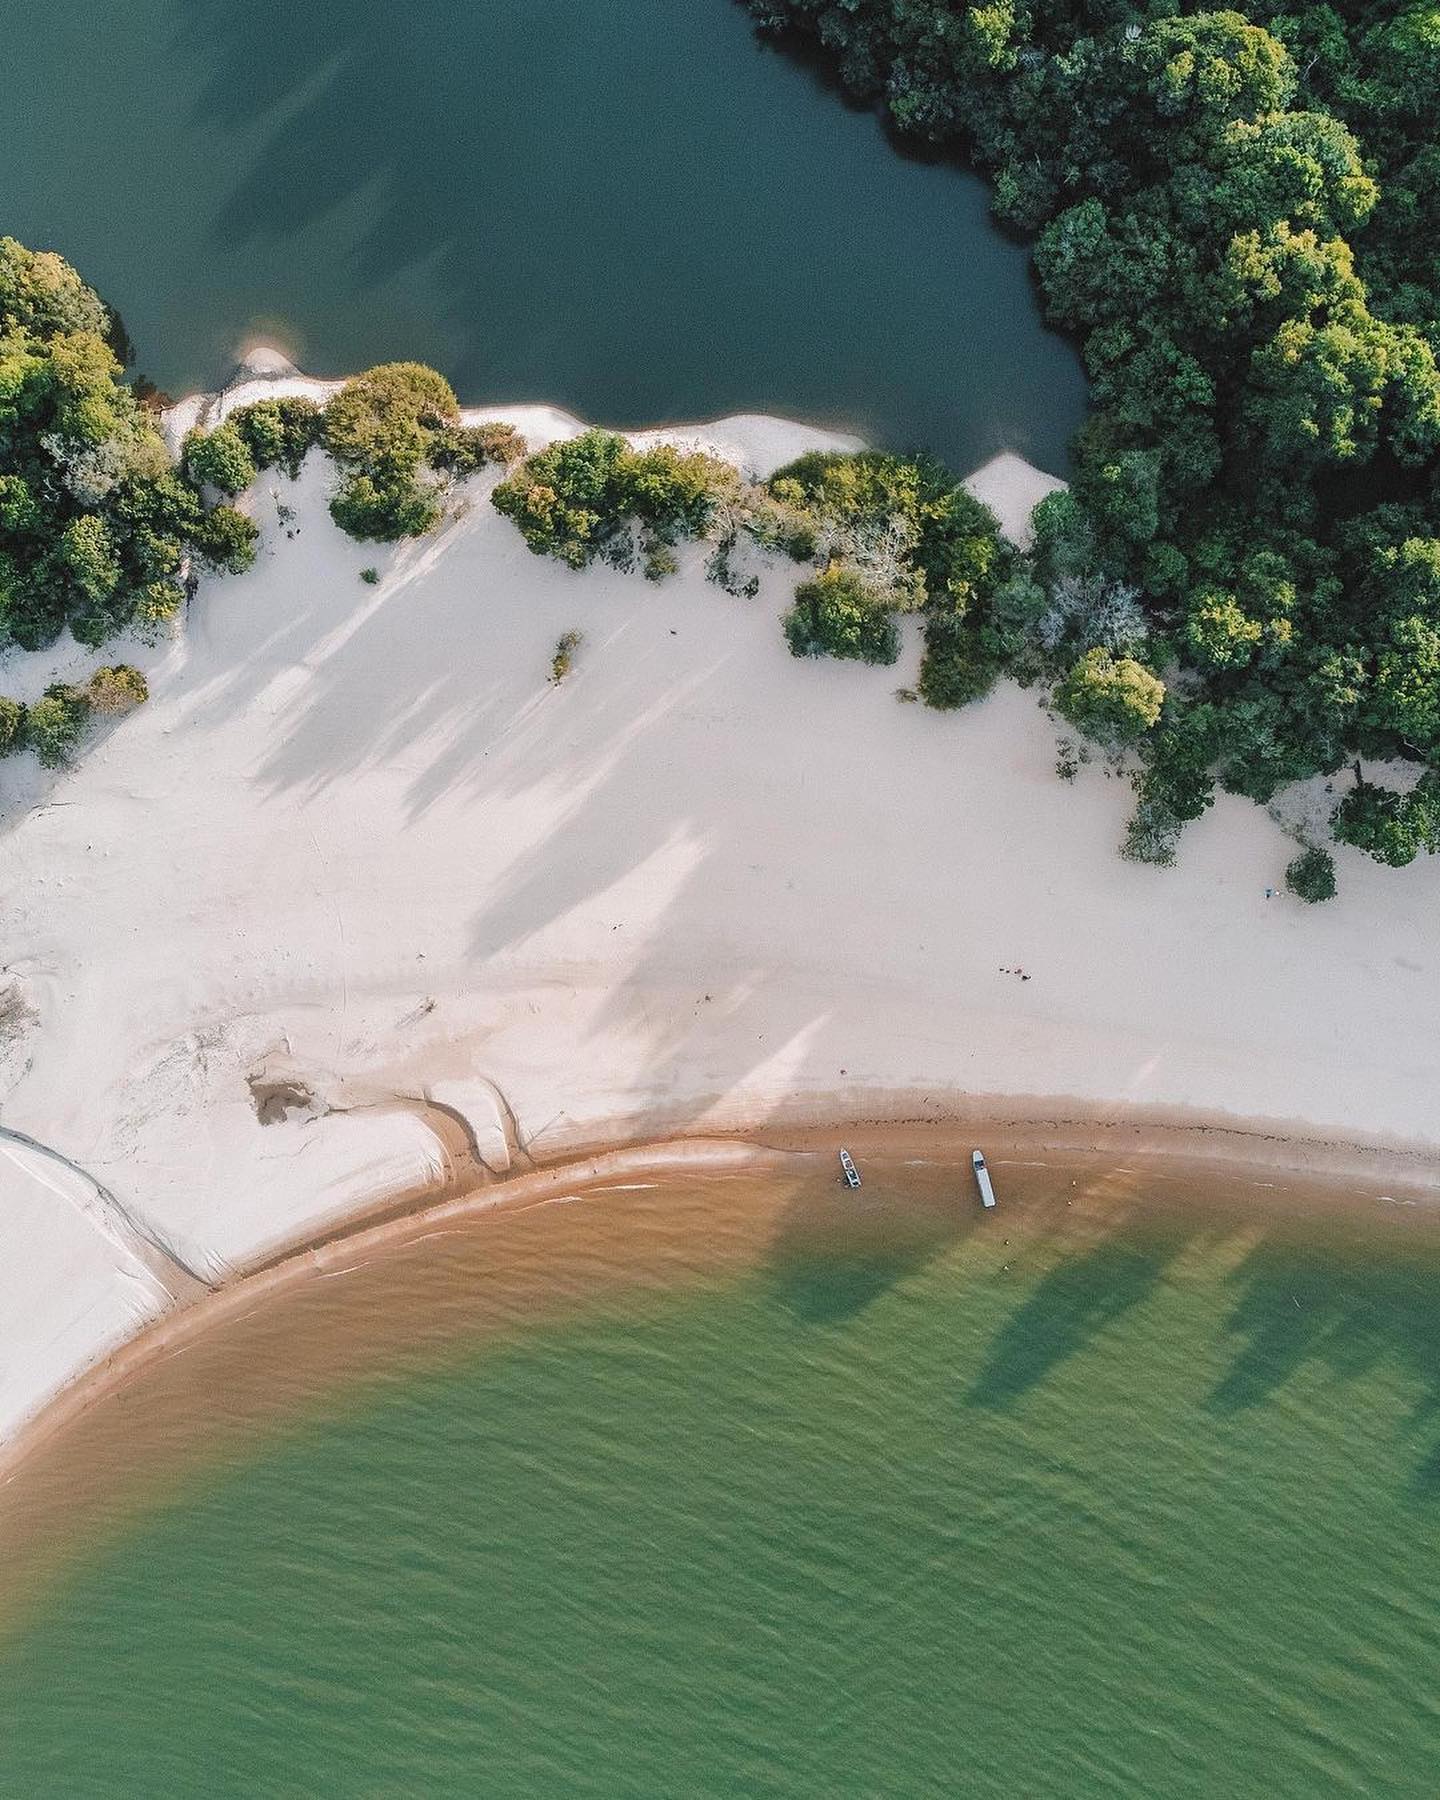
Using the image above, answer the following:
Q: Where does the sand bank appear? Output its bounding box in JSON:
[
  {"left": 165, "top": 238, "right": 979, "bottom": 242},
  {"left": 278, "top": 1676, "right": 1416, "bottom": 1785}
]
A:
[{"left": 2, "top": 373, "right": 1436, "bottom": 1443}]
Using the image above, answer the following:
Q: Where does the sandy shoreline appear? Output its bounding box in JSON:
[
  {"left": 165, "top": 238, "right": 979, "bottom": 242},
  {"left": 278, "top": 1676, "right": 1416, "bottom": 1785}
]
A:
[
  {"left": 3, "top": 364, "right": 1438, "bottom": 1450},
  {"left": 4, "top": 1108, "right": 1438, "bottom": 1497}
]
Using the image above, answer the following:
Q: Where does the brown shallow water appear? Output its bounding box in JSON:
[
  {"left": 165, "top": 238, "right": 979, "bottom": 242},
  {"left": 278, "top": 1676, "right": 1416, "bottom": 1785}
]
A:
[{"left": 6, "top": 1125, "right": 1437, "bottom": 1637}]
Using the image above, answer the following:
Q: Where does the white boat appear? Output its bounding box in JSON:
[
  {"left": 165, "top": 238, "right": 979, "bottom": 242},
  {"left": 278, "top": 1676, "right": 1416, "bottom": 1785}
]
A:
[
  {"left": 972, "top": 1150, "right": 997, "bottom": 1209},
  {"left": 839, "top": 1148, "right": 862, "bottom": 1189}
]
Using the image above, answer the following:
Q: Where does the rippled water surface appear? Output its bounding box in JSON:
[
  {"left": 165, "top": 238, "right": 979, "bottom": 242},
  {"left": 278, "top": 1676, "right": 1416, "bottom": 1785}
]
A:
[
  {"left": 3, "top": 1153, "right": 1440, "bottom": 1796},
  {"left": 0, "top": 0, "right": 1086, "bottom": 470}
]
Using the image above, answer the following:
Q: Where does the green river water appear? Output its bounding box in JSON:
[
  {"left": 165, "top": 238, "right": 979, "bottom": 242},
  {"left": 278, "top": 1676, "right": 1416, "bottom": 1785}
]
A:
[
  {"left": 3, "top": 1156, "right": 1439, "bottom": 1796},
  {"left": 0, "top": 0, "right": 1086, "bottom": 472}
]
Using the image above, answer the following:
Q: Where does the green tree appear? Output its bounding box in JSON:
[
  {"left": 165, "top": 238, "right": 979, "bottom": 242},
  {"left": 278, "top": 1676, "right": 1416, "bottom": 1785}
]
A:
[
  {"left": 184, "top": 422, "right": 258, "bottom": 496},
  {"left": 24, "top": 683, "right": 91, "bottom": 767},
  {"left": 782, "top": 566, "right": 900, "bottom": 665},
  {"left": 1055, "top": 648, "right": 1165, "bottom": 745},
  {"left": 1332, "top": 776, "right": 1440, "bottom": 866},
  {"left": 229, "top": 397, "right": 323, "bottom": 478},
  {"left": 1285, "top": 845, "right": 1337, "bottom": 901}
]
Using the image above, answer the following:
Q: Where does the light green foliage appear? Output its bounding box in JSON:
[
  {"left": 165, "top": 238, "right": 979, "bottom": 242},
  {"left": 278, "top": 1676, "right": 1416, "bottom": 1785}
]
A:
[
  {"left": 183, "top": 421, "right": 257, "bottom": 496},
  {"left": 1185, "top": 591, "right": 1264, "bottom": 669},
  {"left": 550, "top": 630, "right": 583, "bottom": 682},
  {"left": 1055, "top": 648, "right": 1165, "bottom": 746},
  {"left": 767, "top": 451, "right": 1004, "bottom": 612},
  {"left": 0, "top": 693, "right": 23, "bottom": 754},
  {"left": 1285, "top": 845, "right": 1337, "bottom": 902},
  {"left": 132, "top": 580, "right": 183, "bottom": 638},
  {"left": 58, "top": 514, "right": 121, "bottom": 605},
  {"left": 782, "top": 566, "right": 900, "bottom": 665},
  {"left": 0, "top": 237, "right": 110, "bottom": 339},
  {"left": 324, "top": 363, "right": 459, "bottom": 473},
  {"left": 323, "top": 363, "right": 459, "bottom": 542},
  {"left": 86, "top": 663, "right": 148, "bottom": 712},
  {"left": 492, "top": 430, "right": 734, "bottom": 571},
  {"left": 24, "top": 682, "right": 91, "bottom": 766}
]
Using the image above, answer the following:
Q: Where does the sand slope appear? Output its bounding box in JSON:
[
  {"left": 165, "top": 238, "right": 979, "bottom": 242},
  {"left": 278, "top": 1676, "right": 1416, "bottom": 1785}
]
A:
[{"left": 2, "top": 406, "right": 1438, "bottom": 1439}]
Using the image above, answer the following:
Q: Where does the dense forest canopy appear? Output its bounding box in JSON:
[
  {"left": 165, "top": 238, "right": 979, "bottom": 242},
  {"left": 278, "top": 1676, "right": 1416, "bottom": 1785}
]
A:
[
  {"left": 0, "top": 237, "right": 257, "bottom": 653},
  {"left": 747, "top": 0, "right": 1440, "bottom": 867}
]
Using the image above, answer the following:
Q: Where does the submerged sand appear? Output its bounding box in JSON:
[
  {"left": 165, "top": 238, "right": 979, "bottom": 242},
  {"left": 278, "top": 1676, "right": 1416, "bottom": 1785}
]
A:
[{"left": 1, "top": 373, "right": 1438, "bottom": 1446}]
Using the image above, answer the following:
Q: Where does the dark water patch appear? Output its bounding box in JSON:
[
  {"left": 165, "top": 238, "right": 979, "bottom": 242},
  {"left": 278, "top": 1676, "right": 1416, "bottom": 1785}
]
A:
[{"left": 0, "top": 0, "right": 1085, "bottom": 471}]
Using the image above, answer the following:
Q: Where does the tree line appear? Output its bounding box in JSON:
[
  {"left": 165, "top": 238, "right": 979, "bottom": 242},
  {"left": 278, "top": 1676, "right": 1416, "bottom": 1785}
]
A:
[
  {"left": 741, "top": 0, "right": 1440, "bottom": 871},
  {"left": 9, "top": 145, "right": 1440, "bottom": 896}
]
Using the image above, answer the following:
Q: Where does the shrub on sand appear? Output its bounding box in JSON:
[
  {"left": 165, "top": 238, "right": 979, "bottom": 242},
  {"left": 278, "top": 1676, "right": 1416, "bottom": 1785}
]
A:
[
  {"left": 782, "top": 565, "right": 899, "bottom": 665},
  {"left": 551, "top": 630, "right": 583, "bottom": 682},
  {"left": 86, "top": 663, "right": 149, "bottom": 712},
  {"left": 0, "top": 694, "right": 24, "bottom": 755},
  {"left": 1286, "top": 846, "right": 1338, "bottom": 903},
  {"left": 25, "top": 683, "right": 91, "bottom": 766},
  {"left": 183, "top": 422, "right": 257, "bottom": 497}
]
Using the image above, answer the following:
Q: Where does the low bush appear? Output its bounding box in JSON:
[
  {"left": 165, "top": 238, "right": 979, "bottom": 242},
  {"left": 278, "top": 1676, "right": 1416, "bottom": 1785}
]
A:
[
  {"left": 229, "top": 397, "right": 324, "bottom": 479},
  {"left": 428, "top": 421, "right": 527, "bottom": 476},
  {"left": 1120, "top": 791, "right": 1184, "bottom": 868},
  {"left": 323, "top": 363, "right": 459, "bottom": 476},
  {"left": 132, "top": 579, "right": 184, "bottom": 638},
  {"left": 1286, "top": 846, "right": 1338, "bottom": 903},
  {"left": 322, "top": 363, "right": 459, "bottom": 544},
  {"left": 0, "top": 694, "right": 23, "bottom": 754},
  {"left": 642, "top": 541, "right": 679, "bottom": 582},
  {"left": 551, "top": 629, "right": 583, "bottom": 682},
  {"left": 782, "top": 566, "right": 899, "bottom": 665},
  {"left": 330, "top": 472, "right": 441, "bottom": 542},
  {"left": 86, "top": 663, "right": 148, "bottom": 712},
  {"left": 492, "top": 431, "right": 734, "bottom": 571},
  {"left": 25, "top": 683, "right": 91, "bottom": 766},
  {"left": 768, "top": 451, "right": 1005, "bottom": 612}
]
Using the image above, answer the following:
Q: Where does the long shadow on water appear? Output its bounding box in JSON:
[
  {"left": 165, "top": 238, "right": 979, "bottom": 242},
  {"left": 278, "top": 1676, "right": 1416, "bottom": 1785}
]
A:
[
  {"left": 765, "top": 1178, "right": 978, "bottom": 1324},
  {"left": 967, "top": 1224, "right": 1193, "bottom": 1408},
  {"left": 166, "top": 0, "right": 1086, "bottom": 468},
  {"left": 959, "top": 1182, "right": 1440, "bottom": 1498},
  {"left": 1208, "top": 1232, "right": 1440, "bottom": 1497}
]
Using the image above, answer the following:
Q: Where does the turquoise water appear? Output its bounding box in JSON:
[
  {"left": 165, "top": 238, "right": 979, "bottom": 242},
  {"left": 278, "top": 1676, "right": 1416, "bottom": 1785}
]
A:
[
  {"left": 0, "top": 0, "right": 1085, "bottom": 470},
  {"left": 3, "top": 1161, "right": 1440, "bottom": 1796}
]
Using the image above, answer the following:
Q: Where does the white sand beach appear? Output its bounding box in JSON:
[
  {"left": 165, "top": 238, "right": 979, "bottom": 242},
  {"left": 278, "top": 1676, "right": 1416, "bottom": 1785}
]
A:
[{"left": 3, "top": 379, "right": 1439, "bottom": 1444}]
